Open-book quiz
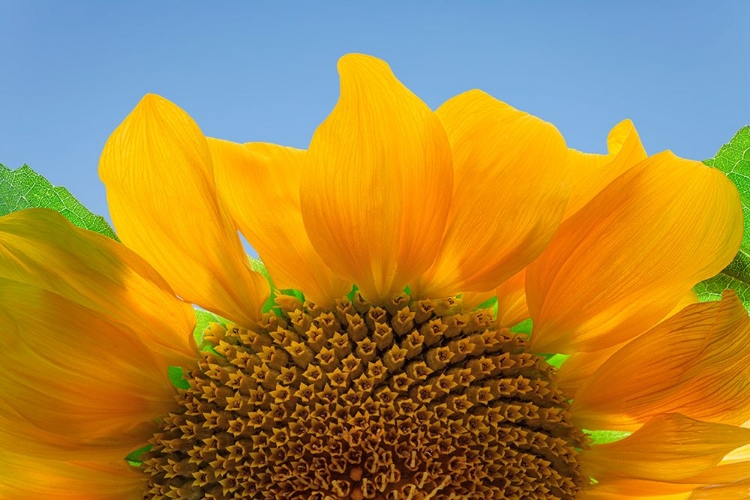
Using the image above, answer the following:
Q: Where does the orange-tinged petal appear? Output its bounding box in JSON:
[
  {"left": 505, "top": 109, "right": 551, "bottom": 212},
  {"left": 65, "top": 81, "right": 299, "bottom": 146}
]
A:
[
  {"left": 496, "top": 269, "right": 529, "bottom": 328},
  {"left": 690, "top": 478, "right": 750, "bottom": 499},
  {"left": 461, "top": 290, "right": 495, "bottom": 310},
  {"left": 210, "top": 139, "right": 351, "bottom": 306},
  {"left": 557, "top": 289, "right": 699, "bottom": 397},
  {"left": 0, "top": 279, "right": 174, "bottom": 458},
  {"left": 564, "top": 119, "right": 647, "bottom": 219},
  {"left": 415, "top": 90, "right": 569, "bottom": 298},
  {"left": 0, "top": 452, "right": 144, "bottom": 500},
  {"left": 573, "top": 292, "right": 750, "bottom": 431},
  {"left": 300, "top": 54, "right": 453, "bottom": 303},
  {"left": 0, "top": 209, "right": 195, "bottom": 367},
  {"left": 527, "top": 152, "right": 742, "bottom": 354},
  {"left": 99, "top": 94, "right": 269, "bottom": 326},
  {"left": 0, "top": 399, "right": 153, "bottom": 462},
  {"left": 581, "top": 414, "right": 750, "bottom": 482}
]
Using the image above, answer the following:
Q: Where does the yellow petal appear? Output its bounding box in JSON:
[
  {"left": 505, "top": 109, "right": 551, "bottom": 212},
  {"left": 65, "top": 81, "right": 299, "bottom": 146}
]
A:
[
  {"left": 0, "top": 399, "right": 154, "bottom": 462},
  {"left": 581, "top": 414, "right": 750, "bottom": 482},
  {"left": 573, "top": 292, "right": 750, "bottom": 431},
  {"left": 564, "top": 119, "right": 647, "bottom": 218},
  {"left": 690, "top": 478, "right": 750, "bottom": 499},
  {"left": 0, "top": 279, "right": 175, "bottom": 458},
  {"left": 300, "top": 54, "right": 453, "bottom": 303},
  {"left": 496, "top": 269, "right": 530, "bottom": 328},
  {"left": 0, "top": 209, "right": 196, "bottom": 367},
  {"left": 415, "top": 90, "right": 569, "bottom": 298},
  {"left": 0, "top": 452, "right": 144, "bottom": 500},
  {"left": 557, "top": 289, "right": 699, "bottom": 397},
  {"left": 99, "top": 94, "right": 269, "bottom": 326},
  {"left": 527, "top": 152, "right": 742, "bottom": 354},
  {"left": 210, "top": 139, "right": 351, "bottom": 306}
]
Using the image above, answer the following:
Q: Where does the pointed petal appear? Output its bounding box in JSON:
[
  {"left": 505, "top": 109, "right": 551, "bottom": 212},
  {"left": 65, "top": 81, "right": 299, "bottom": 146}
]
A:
[
  {"left": 0, "top": 209, "right": 195, "bottom": 367},
  {"left": 300, "top": 54, "right": 453, "bottom": 303},
  {"left": 415, "top": 91, "right": 569, "bottom": 298},
  {"left": 527, "top": 152, "right": 742, "bottom": 354},
  {"left": 496, "top": 269, "right": 530, "bottom": 328},
  {"left": 99, "top": 94, "right": 269, "bottom": 326},
  {"left": 564, "top": 119, "right": 647, "bottom": 218},
  {"left": 581, "top": 414, "right": 750, "bottom": 482},
  {"left": 0, "top": 453, "right": 144, "bottom": 500},
  {"left": 210, "top": 139, "right": 351, "bottom": 306},
  {"left": 0, "top": 279, "right": 175, "bottom": 458},
  {"left": 573, "top": 292, "right": 750, "bottom": 430}
]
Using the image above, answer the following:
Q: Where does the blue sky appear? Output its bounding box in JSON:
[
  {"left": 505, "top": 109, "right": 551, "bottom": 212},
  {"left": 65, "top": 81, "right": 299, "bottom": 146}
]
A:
[{"left": 1, "top": 2, "right": 749, "bottom": 228}]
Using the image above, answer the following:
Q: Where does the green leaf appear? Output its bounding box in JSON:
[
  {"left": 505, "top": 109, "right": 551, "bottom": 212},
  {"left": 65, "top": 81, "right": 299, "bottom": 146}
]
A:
[
  {"left": 0, "top": 163, "right": 118, "bottom": 240},
  {"left": 698, "top": 127, "right": 750, "bottom": 307}
]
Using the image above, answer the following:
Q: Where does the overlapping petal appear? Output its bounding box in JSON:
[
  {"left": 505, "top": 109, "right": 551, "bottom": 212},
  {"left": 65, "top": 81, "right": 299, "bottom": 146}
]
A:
[
  {"left": 564, "top": 119, "right": 647, "bottom": 218},
  {"left": 210, "top": 139, "right": 351, "bottom": 306},
  {"left": 0, "top": 209, "right": 196, "bottom": 367},
  {"left": 573, "top": 292, "right": 750, "bottom": 431},
  {"left": 527, "top": 152, "right": 742, "bottom": 354},
  {"left": 0, "top": 452, "right": 144, "bottom": 500},
  {"left": 0, "top": 279, "right": 174, "bottom": 459},
  {"left": 581, "top": 414, "right": 750, "bottom": 482},
  {"left": 414, "top": 90, "right": 569, "bottom": 298},
  {"left": 300, "top": 54, "right": 454, "bottom": 303},
  {"left": 99, "top": 94, "right": 269, "bottom": 326}
]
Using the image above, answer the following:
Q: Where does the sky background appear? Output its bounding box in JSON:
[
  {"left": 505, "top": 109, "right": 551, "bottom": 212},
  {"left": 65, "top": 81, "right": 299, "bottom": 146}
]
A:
[{"left": 1, "top": 2, "right": 749, "bottom": 239}]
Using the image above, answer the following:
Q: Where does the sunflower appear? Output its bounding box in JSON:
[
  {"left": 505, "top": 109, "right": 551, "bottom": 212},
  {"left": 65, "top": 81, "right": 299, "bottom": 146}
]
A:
[{"left": 1, "top": 53, "right": 748, "bottom": 500}]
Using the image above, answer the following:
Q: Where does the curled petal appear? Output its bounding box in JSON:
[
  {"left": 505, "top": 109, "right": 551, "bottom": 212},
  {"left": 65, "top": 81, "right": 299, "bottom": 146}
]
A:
[
  {"left": 0, "top": 452, "right": 144, "bottom": 500},
  {"left": 527, "top": 152, "right": 742, "bottom": 354},
  {"left": 301, "top": 54, "right": 453, "bottom": 303},
  {"left": 581, "top": 414, "right": 750, "bottom": 482},
  {"left": 99, "top": 94, "right": 269, "bottom": 326},
  {"left": 0, "top": 279, "right": 175, "bottom": 458},
  {"left": 573, "top": 292, "right": 750, "bottom": 431},
  {"left": 416, "top": 90, "right": 569, "bottom": 298},
  {"left": 0, "top": 209, "right": 196, "bottom": 367},
  {"left": 210, "top": 139, "right": 351, "bottom": 306}
]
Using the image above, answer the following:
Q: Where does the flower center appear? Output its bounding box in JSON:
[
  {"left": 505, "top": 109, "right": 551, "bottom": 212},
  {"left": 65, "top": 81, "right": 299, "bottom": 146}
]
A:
[{"left": 141, "top": 292, "right": 587, "bottom": 499}]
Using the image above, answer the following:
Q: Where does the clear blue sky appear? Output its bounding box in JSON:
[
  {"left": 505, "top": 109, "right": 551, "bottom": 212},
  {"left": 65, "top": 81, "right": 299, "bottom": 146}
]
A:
[{"left": 1, "top": 2, "right": 749, "bottom": 233}]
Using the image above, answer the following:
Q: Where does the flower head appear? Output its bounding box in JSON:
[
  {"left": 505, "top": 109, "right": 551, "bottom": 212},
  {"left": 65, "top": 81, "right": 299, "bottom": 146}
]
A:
[{"left": 1, "top": 54, "right": 748, "bottom": 499}]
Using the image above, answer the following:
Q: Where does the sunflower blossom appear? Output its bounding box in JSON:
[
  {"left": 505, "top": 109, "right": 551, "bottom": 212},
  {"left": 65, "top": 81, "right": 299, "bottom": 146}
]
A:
[{"left": 1, "top": 53, "right": 749, "bottom": 500}]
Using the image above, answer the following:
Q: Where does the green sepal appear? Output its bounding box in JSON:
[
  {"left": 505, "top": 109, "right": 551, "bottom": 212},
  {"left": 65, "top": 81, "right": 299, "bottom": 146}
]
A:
[
  {"left": 167, "top": 365, "right": 191, "bottom": 390},
  {"left": 0, "top": 163, "right": 119, "bottom": 240},
  {"left": 546, "top": 353, "right": 569, "bottom": 368},
  {"left": 124, "top": 443, "right": 153, "bottom": 466},
  {"left": 510, "top": 318, "right": 533, "bottom": 335},
  {"left": 699, "top": 126, "right": 750, "bottom": 308},
  {"left": 194, "top": 309, "right": 226, "bottom": 350},
  {"left": 584, "top": 429, "right": 631, "bottom": 445}
]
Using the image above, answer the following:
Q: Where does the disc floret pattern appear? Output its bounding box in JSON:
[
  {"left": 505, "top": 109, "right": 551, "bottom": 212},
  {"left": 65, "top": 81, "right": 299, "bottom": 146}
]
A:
[{"left": 142, "top": 292, "right": 587, "bottom": 499}]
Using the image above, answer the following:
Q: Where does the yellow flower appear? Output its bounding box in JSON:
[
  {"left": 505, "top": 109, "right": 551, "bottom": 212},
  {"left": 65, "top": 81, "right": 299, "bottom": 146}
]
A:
[{"left": 1, "top": 54, "right": 748, "bottom": 499}]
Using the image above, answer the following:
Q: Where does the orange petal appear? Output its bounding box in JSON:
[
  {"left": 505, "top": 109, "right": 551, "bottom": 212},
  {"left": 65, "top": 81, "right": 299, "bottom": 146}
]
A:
[
  {"left": 581, "top": 414, "right": 750, "bottom": 482},
  {"left": 300, "top": 54, "right": 453, "bottom": 303},
  {"left": 0, "top": 279, "right": 175, "bottom": 459},
  {"left": 0, "top": 453, "right": 144, "bottom": 500},
  {"left": 564, "top": 119, "right": 647, "bottom": 219},
  {"left": 557, "top": 289, "right": 699, "bottom": 397},
  {"left": 527, "top": 152, "right": 742, "bottom": 354},
  {"left": 690, "top": 478, "right": 750, "bottom": 499},
  {"left": 0, "top": 399, "right": 155, "bottom": 462},
  {"left": 415, "top": 91, "right": 569, "bottom": 298},
  {"left": 0, "top": 209, "right": 196, "bottom": 367},
  {"left": 210, "top": 139, "right": 351, "bottom": 306},
  {"left": 573, "top": 292, "right": 750, "bottom": 431},
  {"left": 99, "top": 94, "right": 269, "bottom": 326},
  {"left": 496, "top": 269, "right": 530, "bottom": 328}
]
